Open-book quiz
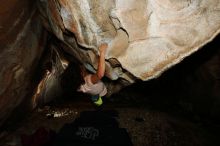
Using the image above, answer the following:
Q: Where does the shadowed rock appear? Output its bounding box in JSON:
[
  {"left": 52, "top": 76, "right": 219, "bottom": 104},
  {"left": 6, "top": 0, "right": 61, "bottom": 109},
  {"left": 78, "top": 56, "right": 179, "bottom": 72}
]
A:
[{"left": 0, "top": 0, "right": 47, "bottom": 126}]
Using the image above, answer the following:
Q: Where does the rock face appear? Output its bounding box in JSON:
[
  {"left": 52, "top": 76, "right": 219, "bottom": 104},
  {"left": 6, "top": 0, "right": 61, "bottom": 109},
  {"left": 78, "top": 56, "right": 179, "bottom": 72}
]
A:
[
  {"left": 38, "top": 0, "right": 220, "bottom": 82},
  {"left": 0, "top": 0, "right": 220, "bottom": 127},
  {"left": 0, "top": 0, "right": 46, "bottom": 126}
]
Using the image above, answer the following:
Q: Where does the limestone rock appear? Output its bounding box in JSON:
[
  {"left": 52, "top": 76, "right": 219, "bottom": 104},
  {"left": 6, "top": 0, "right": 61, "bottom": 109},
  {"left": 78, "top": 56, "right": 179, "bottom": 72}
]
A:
[{"left": 38, "top": 0, "right": 220, "bottom": 82}]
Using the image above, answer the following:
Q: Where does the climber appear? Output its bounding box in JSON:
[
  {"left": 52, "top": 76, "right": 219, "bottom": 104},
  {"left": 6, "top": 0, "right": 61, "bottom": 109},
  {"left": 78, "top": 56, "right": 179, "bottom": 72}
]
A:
[{"left": 61, "top": 43, "right": 108, "bottom": 106}]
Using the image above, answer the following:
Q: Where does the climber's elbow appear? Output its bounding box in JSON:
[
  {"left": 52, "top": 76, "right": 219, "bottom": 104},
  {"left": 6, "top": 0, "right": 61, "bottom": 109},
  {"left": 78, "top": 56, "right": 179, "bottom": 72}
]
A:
[{"left": 97, "top": 71, "right": 104, "bottom": 79}]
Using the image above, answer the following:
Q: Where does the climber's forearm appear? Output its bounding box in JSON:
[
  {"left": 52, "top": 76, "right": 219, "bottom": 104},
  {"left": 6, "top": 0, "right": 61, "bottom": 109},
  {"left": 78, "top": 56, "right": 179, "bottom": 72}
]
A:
[
  {"left": 96, "top": 50, "right": 106, "bottom": 79},
  {"left": 90, "top": 43, "right": 108, "bottom": 84}
]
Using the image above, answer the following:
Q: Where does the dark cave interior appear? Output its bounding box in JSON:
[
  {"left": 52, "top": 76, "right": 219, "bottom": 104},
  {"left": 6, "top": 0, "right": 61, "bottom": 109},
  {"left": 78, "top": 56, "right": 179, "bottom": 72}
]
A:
[
  {"left": 1, "top": 33, "right": 220, "bottom": 146},
  {"left": 1, "top": 1, "right": 220, "bottom": 145}
]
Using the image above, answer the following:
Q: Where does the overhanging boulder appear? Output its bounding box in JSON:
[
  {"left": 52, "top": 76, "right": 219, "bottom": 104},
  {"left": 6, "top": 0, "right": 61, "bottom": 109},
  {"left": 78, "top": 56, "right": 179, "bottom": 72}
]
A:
[{"left": 38, "top": 0, "right": 220, "bottom": 82}]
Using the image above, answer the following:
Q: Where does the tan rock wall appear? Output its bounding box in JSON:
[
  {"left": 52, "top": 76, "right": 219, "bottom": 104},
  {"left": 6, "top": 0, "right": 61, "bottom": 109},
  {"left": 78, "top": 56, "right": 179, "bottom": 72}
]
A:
[{"left": 38, "top": 0, "right": 220, "bottom": 82}]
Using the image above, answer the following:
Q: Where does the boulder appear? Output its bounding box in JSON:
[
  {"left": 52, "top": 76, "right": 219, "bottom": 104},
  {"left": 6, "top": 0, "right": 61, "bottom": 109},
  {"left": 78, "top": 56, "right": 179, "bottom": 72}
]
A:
[{"left": 38, "top": 0, "right": 220, "bottom": 82}]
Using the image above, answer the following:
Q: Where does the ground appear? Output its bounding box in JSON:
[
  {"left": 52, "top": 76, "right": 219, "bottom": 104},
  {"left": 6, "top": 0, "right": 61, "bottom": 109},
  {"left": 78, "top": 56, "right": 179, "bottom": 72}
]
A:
[{"left": 0, "top": 94, "right": 219, "bottom": 146}]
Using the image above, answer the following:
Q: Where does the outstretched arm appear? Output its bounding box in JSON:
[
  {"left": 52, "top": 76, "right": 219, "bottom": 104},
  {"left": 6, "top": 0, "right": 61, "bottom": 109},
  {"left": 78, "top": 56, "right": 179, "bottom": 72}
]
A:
[{"left": 91, "top": 43, "right": 108, "bottom": 84}]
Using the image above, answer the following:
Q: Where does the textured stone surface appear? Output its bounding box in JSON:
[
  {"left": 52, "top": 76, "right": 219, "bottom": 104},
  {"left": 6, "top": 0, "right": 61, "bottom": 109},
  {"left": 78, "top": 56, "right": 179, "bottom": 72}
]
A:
[
  {"left": 1, "top": 0, "right": 220, "bottom": 126},
  {"left": 0, "top": 0, "right": 46, "bottom": 126},
  {"left": 38, "top": 0, "right": 220, "bottom": 82}
]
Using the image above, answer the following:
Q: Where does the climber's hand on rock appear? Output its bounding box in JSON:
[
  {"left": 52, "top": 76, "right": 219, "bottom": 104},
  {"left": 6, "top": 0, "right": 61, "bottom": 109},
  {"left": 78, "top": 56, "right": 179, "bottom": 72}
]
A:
[{"left": 99, "top": 43, "right": 108, "bottom": 54}]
